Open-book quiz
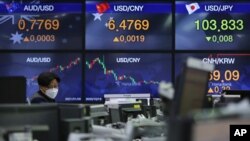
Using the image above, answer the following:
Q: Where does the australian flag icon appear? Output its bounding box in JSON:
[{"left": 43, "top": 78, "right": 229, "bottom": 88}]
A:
[{"left": 5, "top": 2, "right": 20, "bottom": 13}]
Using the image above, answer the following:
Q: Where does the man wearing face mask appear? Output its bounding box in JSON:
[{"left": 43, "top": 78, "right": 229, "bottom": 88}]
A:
[{"left": 30, "top": 72, "right": 60, "bottom": 103}]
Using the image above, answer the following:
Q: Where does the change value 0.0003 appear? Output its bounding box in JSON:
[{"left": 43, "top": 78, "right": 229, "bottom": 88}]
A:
[{"left": 23, "top": 35, "right": 55, "bottom": 43}]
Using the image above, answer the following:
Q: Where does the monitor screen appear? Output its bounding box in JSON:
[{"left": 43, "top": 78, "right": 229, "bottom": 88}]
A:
[
  {"left": 0, "top": 53, "right": 82, "bottom": 102},
  {"left": 176, "top": 1, "right": 250, "bottom": 50},
  {"left": 85, "top": 53, "right": 172, "bottom": 103},
  {"left": 175, "top": 53, "right": 250, "bottom": 95},
  {"left": 58, "top": 104, "right": 86, "bottom": 119},
  {"left": 85, "top": 0, "right": 172, "bottom": 50},
  {"left": 0, "top": 0, "right": 83, "bottom": 50},
  {"left": 0, "top": 76, "right": 26, "bottom": 103}
]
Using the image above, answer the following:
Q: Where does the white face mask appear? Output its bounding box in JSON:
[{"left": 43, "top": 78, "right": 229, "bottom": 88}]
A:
[{"left": 45, "top": 88, "right": 58, "bottom": 99}]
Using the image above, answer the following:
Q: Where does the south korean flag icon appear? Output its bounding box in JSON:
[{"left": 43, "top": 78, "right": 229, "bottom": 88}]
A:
[{"left": 186, "top": 3, "right": 200, "bottom": 15}]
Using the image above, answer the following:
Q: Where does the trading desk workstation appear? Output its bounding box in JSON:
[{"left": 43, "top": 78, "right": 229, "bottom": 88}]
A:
[{"left": 1, "top": 0, "right": 250, "bottom": 141}]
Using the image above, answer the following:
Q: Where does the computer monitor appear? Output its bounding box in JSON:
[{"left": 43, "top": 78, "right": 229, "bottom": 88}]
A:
[
  {"left": 0, "top": 76, "right": 26, "bottom": 104},
  {"left": 0, "top": 53, "right": 82, "bottom": 103},
  {"left": 85, "top": 53, "right": 172, "bottom": 103},
  {"left": 85, "top": 0, "right": 172, "bottom": 50},
  {"left": 104, "top": 93, "right": 151, "bottom": 106},
  {"left": 58, "top": 104, "right": 86, "bottom": 120},
  {"left": 58, "top": 104, "right": 93, "bottom": 141},
  {"left": 0, "top": 0, "right": 83, "bottom": 50},
  {"left": 0, "top": 104, "right": 59, "bottom": 141},
  {"left": 90, "top": 105, "right": 109, "bottom": 125},
  {"left": 172, "top": 57, "right": 215, "bottom": 117},
  {"left": 109, "top": 103, "right": 143, "bottom": 122}
]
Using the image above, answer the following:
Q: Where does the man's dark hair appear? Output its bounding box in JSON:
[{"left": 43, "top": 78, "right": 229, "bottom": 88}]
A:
[{"left": 37, "top": 72, "right": 61, "bottom": 87}]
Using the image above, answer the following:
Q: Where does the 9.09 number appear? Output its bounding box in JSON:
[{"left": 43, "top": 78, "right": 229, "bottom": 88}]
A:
[{"left": 209, "top": 70, "right": 240, "bottom": 81}]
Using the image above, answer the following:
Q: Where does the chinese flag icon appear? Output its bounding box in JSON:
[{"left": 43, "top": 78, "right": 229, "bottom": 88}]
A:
[{"left": 96, "top": 2, "right": 110, "bottom": 13}]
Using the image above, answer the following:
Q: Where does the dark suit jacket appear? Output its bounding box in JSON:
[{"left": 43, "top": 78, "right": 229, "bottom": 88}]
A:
[{"left": 30, "top": 90, "right": 55, "bottom": 103}]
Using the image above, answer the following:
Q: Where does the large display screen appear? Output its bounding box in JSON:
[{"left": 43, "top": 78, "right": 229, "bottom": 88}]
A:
[
  {"left": 85, "top": 53, "right": 172, "bottom": 102},
  {"left": 86, "top": 0, "right": 172, "bottom": 50},
  {"left": 0, "top": 53, "right": 82, "bottom": 102},
  {"left": 176, "top": 1, "right": 250, "bottom": 50},
  {"left": 0, "top": 0, "right": 83, "bottom": 50},
  {"left": 175, "top": 53, "right": 250, "bottom": 95}
]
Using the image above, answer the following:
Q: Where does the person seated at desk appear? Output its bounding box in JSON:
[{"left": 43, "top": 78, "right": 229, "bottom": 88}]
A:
[{"left": 30, "top": 72, "right": 60, "bottom": 103}]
